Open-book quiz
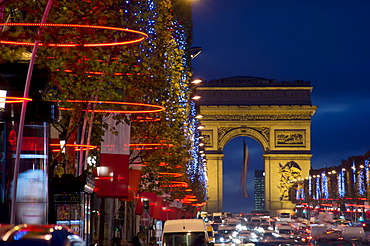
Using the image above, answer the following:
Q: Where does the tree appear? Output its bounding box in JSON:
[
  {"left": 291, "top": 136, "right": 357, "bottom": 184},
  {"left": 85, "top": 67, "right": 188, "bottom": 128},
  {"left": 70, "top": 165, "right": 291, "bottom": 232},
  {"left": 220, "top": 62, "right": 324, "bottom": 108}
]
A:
[{"left": 0, "top": 0, "right": 206, "bottom": 205}]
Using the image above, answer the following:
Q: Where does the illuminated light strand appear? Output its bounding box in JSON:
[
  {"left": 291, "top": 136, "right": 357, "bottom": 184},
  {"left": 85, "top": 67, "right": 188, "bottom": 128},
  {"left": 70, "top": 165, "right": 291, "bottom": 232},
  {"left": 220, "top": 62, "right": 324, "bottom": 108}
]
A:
[
  {"left": 321, "top": 172, "right": 329, "bottom": 199},
  {"left": 315, "top": 177, "right": 320, "bottom": 200},
  {"left": 0, "top": 23, "right": 148, "bottom": 47},
  {"left": 131, "top": 117, "right": 160, "bottom": 122},
  {"left": 358, "top": 168, "right": 366, "bottom": 196},
  {"left": 160, "top": 181, "right": 188, "bottom": 188},
  {"left": 95, "top": 177, "right": 126, "bottom": 180},
  {"left": 0, "top": 97, "right": 32, "bottom": 103},
  {"left": 130, "top": 143, "right": 174, "bottom": 147},
  {"left": 131, "top": 147, "right": 158, "bottom": 150},
  {"left": 366, "top": 160, "right": 370, "bottom": 183},
  {"left": 158, "top": 172, "right": 183, "bottom": 178},
  {"left": 55, "top": 69, "right": 149, "bottom": 76},
  {"left": 46, "top": 56, "right": 139, "bottom": 65},
  {"left": 50, "top": 143, "right": 97, "bottom": 151},
  {"left": 339, "top": 169, "right": 346, "bottom": 198},
  {"left": 54, "top": 100, "right": 165, "bottom": 114},
  {"left": 296, "top": 183, "right": 305, "bottom": 200}
]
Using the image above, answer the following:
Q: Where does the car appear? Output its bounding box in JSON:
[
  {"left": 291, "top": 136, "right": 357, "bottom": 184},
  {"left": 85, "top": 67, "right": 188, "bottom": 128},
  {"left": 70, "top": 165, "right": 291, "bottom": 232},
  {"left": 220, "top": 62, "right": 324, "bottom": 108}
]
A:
[
  {"left": 278, "top": 228, "right": 295, "bottom": 239},
  {"left": 213, "top": 233, "right": 230, "bottom": 243},
  {"left": 261, "top": 231, "right": 281, "bottom": 242},
  {"left": 0, "top": 224, "right": 85, "bottom": 246},
  {"left": 237, "top": 230, "right": 258, "bottom": 243}
]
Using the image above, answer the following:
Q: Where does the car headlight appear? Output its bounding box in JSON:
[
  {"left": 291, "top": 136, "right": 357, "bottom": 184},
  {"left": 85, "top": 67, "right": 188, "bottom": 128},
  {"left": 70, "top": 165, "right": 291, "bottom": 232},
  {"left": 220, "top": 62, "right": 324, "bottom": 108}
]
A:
[{"left": 232, "top": 238, "right": 241, "bottom": 244}]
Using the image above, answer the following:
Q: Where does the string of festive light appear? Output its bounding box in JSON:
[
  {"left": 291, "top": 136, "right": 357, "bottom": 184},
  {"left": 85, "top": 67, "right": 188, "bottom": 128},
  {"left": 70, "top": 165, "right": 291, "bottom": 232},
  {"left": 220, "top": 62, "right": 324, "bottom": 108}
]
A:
[
  {"left": 295, "top": 183, "right": 305, "bottom": 200},
  {"left": 315, "top": 177, "right": 321, "bottom": 200},
  {"left": 53, "top": 100, "right": 165, "bottom": 114},
  {"left": 366, "top": 159, "right": 370, "bottom": 183},
  {"left": 358, "top": 168, "right": 365, "bottom": 196},
  {"left": 338, "top": 169, "right": 346, "bottom": 198},
  {"left": 55, "top": 69, "right": 149, "bottom": 76},
  {"left": 321, "top": 172, "right": 329, "bottom": 200},
  {"left": 352, "top": 162, "right": 357, "bottom": 184},
  {"left": 0, "top": 23, "right": 148, "bottom": 47},
  {"left": 50, "top": 143, "right": 97, "bottom": 151}
]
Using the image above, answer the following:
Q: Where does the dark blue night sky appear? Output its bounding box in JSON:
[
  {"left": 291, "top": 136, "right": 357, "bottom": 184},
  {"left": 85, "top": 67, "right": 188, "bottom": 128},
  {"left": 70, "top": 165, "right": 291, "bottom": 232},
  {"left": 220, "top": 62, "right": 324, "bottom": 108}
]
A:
[{"left": 191, "top": 0, "right": 370, "bottom": 213}]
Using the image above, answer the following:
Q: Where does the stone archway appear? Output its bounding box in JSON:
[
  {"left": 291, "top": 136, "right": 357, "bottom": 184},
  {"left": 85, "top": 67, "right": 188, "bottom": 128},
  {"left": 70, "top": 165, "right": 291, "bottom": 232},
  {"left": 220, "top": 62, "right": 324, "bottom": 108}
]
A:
[{"left": 195, "top": 76, "right": 317, "bottom": 214}]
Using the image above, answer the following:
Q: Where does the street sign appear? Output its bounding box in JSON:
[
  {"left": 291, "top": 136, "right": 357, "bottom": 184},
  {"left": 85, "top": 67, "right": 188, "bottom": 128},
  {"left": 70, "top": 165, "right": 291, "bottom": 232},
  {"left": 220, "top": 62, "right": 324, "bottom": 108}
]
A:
[{"left": 140, "top": 212, "right": 150, "bottom": 227}]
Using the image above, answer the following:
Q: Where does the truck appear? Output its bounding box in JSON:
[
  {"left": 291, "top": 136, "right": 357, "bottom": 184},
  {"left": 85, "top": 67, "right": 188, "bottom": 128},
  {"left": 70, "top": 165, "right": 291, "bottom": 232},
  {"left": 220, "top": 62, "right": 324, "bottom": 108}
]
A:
[{"left": 161, "top": 219, "right": 214, "bottom": 246}]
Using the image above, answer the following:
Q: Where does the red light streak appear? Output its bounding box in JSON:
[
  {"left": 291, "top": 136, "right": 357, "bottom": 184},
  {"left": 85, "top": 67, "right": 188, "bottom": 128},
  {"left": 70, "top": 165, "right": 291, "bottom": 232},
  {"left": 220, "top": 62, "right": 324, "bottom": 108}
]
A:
[
  {"left": 131, "top": 117, "right": 160, "bottom": 122},
  {"left": 53, "top": 100, "right": 165, "bottom": 114},
  {"left": 0, "top": 97, "right": 32, "bottom": 103},
  {"left": 158, "top": 172, "right": 183, "bottom": 177},
  {"left": 130, "top": 143, "right": 174, "bottom": 147},
  {"left": 58, "top": 69, "right": 149, "bottom": 76},
  {"left": 0, "top": 23, "right": 148, "bottom": 47},
  {"left": 95, "top": 177, "right": 126, "bottom": 180},
  {"left": 160, "top": 181, "right": 188, "bottom": 188},
  {"left": 50, "top": 143, "right": 97, "bottom": 151}
]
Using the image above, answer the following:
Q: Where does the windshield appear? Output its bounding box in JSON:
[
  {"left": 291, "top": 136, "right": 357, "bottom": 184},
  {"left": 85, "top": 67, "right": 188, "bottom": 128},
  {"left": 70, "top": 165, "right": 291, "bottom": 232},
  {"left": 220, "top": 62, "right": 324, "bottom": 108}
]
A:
[
  {"left": 279, "top": 229, "right": 293, "bottom": 234},
  {"left": 279, "top": 213, "right": 290, "bottom": 218},
  {"left": 163, "top": 232, "right": 206, "bottom": 246}
]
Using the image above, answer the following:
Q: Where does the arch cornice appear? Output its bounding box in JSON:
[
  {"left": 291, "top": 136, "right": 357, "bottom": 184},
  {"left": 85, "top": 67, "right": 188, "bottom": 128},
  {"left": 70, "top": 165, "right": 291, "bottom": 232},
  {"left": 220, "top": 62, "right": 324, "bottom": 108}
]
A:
[
  {"left": 263, "top": 153, "right": 313, "bottom": 160},
  {"left": 218, "top": 127, "right": 269, "bottom": 152}
]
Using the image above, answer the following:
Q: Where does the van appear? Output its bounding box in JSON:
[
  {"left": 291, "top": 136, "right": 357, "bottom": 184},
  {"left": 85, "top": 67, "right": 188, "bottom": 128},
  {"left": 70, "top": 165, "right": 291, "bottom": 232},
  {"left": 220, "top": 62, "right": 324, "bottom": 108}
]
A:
[
  {"left": 310, "top": 226, "right": 327, "bottom": 241},
  {"left": 342, "top": 226, "right": 365, "bottom": 240},
  {"left": 162, "top": 219, "right": 214, "bottom": 246}
]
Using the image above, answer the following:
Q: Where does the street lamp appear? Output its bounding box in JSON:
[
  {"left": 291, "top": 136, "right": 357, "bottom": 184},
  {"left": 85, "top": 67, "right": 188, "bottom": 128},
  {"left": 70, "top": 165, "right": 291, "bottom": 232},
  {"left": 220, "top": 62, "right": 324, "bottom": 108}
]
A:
[
  {"left": 191, "top": 79, "right": 202, "bottom": 84},
  {"left": 0, "top": 89, "right": 7, "bottom": 108}
]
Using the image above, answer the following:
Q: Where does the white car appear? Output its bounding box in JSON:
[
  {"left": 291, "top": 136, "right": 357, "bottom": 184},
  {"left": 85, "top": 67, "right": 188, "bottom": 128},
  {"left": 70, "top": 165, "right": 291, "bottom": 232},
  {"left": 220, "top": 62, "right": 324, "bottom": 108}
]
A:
[
  {"left": 237, "top": 230, "right": 258, "bottom": 243},
  {"left": 278, "top": 228, "right": 294, "bottom": 239}
]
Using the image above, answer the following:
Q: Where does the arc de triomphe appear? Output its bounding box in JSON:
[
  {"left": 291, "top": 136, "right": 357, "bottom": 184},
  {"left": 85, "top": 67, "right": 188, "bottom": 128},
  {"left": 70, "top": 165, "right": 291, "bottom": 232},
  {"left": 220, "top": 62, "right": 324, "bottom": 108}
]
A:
[{"left": 195, "top": 76, "right": 317, "bottom": 214}]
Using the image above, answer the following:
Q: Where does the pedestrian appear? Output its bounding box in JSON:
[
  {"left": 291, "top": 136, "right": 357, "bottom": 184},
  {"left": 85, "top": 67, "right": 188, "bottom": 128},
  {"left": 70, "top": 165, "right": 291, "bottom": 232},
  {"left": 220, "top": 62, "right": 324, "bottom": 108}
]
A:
[
  {"left": 149, "top": 237, "right": 157, "bottom": 246},
  {"left": 137, "top": 231, "right": 147, "bottom": 246},
  {"left": 132, "top": 231, "right": 147, "bottom": 246},
  {"left": 112, "top": 237, "right": 122, "bottom": 246},
  {"left": 193, "top": 234, "right": 205, "bottom": 246}
]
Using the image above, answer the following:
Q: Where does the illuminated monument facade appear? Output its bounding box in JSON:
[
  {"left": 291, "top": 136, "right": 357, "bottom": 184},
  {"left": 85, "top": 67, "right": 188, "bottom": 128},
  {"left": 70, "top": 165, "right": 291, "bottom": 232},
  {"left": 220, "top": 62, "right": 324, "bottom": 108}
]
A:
[{"left": 196, "top": 76, "right": 317, "bottom": 214}]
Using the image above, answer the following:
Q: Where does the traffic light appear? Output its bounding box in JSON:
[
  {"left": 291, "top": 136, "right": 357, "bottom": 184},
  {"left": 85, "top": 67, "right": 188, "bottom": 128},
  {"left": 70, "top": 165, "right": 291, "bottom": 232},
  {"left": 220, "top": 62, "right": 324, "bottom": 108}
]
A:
[
  {"left": 118, "top": 204, "right": 124, "bottom": 219},
  {"left": 143, "top": 198, "right": 149, "bottom": 211},
  {"left": 114, "top": 219, "right": 121, "bottom": 232}
]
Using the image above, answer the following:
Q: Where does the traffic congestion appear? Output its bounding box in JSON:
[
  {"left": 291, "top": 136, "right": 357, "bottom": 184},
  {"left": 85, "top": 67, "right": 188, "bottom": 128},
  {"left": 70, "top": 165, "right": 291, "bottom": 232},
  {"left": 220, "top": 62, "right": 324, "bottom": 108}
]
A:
[{"left": 200, "top": 211, "right": 370, "bottom": 246}]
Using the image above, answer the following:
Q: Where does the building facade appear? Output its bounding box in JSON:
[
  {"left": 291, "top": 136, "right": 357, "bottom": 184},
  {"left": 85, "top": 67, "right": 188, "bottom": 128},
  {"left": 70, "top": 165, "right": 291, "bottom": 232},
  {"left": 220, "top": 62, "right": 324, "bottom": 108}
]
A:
[{"left": 254, "top": 170, "right": 265, "bottom": 210}]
